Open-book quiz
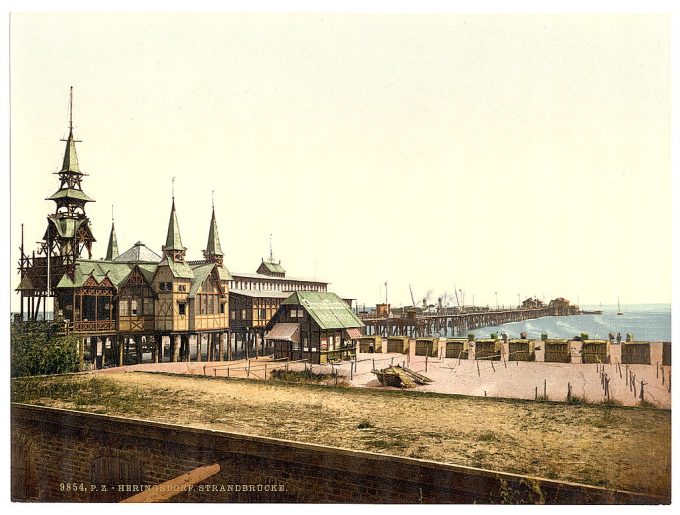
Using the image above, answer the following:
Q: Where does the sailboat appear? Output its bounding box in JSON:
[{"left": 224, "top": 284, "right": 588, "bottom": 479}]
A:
[{"left": 617, "top": 297, "right": 623, "bottom": 316}]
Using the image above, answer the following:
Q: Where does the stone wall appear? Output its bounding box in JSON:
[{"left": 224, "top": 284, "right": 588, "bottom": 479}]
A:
[{"left": 11, "top": 403, "right": 663, "bottom": 504}]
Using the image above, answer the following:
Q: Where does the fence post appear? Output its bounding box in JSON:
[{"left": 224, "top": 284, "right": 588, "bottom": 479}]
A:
[
  {"left": 544, "top": 379, "right": 546, "bottom": 399},
  {"left": 350, "top": 362, "right": 353, "bottom": 380},
  {"left": 265, "top": 364, "right": 267, "bottom": 380},
  {"left": 639, "top": 381, "right": 645, "bottom": 401},
  {"left": 491, "top": 360, "right": 495, "bottom": 372},
  {"left": 535, "top": 386, "right": 538, "bottom": 400},
  {"left": 227, "top": 367, "right": 230, "bottom": 378},
  {"left": 567, "top": 382, "right": 572, "bottom": 402},
  {"left": 425, "top": 354, "right": 428, "bottom": 373},
  {"left": 656, "top": 362, "right": 659, "bottom": 379},
  {"left": 477, "top": 360, "right": 480, "bottom": 377}
]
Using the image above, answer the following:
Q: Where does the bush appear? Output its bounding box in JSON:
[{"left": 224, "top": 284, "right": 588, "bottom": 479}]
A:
[{"left": 11, "top": 320, "right": 79, "bottom": 377}]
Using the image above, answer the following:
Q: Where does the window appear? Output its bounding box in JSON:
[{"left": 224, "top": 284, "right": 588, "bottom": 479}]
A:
[
  {"left": 178, "top": 303, "right": 186, "bottom": 316},
  {"left": 166, "top": 282, "right": 172, "bottom": 291},
  {"left": 201, "top": 295, "right": 207, "bottom": 315},
  {"left": 119, "top": 299, "right": 129, "bottom": 316},
  {"left": 241, "top": 309, "right": 247, "bottom": 320},
  {"left": 220, "top": 303, "right": 225, "bottom": 314},
  {"left": 131, "top": 300, "right": 138, "bottom": 316},
  {"left": 178, "top": 284, "right": 186, "bottom": 292},
  {"left": 159, "top": 283, "right": 165, "bottom": 291},
  {"left": 260, "top": 309, "right": 266, "bottom": 320}
]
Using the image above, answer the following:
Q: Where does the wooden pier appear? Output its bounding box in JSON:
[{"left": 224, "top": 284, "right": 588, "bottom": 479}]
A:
[{"left": 361, "top": 306, "right": 558, "bottom": 338}]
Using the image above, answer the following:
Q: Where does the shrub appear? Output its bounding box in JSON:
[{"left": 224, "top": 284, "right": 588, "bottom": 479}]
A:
[{"left": 11, "top": 320, "right": 79, "bottom": 377}]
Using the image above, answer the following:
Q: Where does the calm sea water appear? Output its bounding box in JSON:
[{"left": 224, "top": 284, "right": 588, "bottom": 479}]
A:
[{"left": 466, "top": 304, "right": 671, "bottom": 342}]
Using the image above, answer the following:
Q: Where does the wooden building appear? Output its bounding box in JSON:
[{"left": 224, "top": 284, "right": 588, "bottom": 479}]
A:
[
  {"left": 265, "top": 292, "right": 364, "bottom": 364},
  {"left": 16, "top": 90, "right": 233, "bottom": 368}
]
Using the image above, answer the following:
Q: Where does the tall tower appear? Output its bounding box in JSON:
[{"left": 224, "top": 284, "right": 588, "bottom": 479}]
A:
[
  {"left": 203, "top": 203, "right": 224, "bottom": 265},
  {"left": 42, "top": 87, "right": 96, "bottom": 265},
  {"left": 162, "top": 198, "right": 186, "bottom": 262}
]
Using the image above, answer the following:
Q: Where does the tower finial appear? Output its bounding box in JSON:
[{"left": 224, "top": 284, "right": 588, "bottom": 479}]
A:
[
  {"left": 111, "top": 204, "right": 114, "bottom": 223},
  {"left": 269, "top": 233, "right": 273, "bottom": 262},
  {"left": 69, "top": 86, "right": 73, "bottom": 132},
  {"left": 212, "top": 189, "right": 214, "bottom": 209},
  {"left": 172, "top": 176, "right": 175, "bottom": 201}
]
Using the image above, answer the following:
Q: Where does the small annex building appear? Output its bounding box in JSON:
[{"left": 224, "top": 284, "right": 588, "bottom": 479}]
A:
[{"left": 265, "top": 292, "right": 364, "bottom": 364}]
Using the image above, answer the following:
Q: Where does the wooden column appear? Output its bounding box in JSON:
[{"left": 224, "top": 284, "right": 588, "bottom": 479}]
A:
[
  {"left": 218, "top": 332, "right": 224, "bottom": 362},
  {"left": 151, "top": 335, "right": 158, "bottom": 363},
  {"left": 135, "top": 336, "right": 142, "bottom": 364},
  {"left": 196, "top": 334, "right": 202, "bottom": 362},
  {"left": 172, "top": 335, "right": 180, "bottom": 362},
  {"left": 184, "top": 335, "right": 190, "bottom": 362},
  {"left": 118, "top": 337, "right": 124, "bottom": 367}
]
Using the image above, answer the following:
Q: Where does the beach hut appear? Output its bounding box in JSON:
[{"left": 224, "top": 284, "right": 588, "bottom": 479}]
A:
[
  {"left": 358, "top": 335, "right": 382, "bottom": 353},
  {"left": 415, "top": 337, "right": 440, "bottom": 357},
  {"left": 663, "top": 342, "right": 671, "bottom": 366},
  {"left": 444, "top": 339, "right": 469, "bottom": 359},
  {"left": 508, "top": 339, "right": 536, "bottom": 362},
  {"left": 544, "top": 340, "right": 571, "bottom": 363},
  {"left": 386, "top": 336, "right": 410, "bottom": 354},
  {"left": 474, "top": 339, "right": 501, "bottom": 361},
  {"left": 621, "top": 341, "right": 651, "bottom": 365},
  {"left": 581, "top": 340, "right": 610, "bottom": 364}
]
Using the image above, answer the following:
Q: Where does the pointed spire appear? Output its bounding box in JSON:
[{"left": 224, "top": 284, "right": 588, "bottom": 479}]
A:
[
  {"left": 60, "top": 87, "right": 81, "bottom": 173},
  {"left": 204, "top": 205, "right": 224, "bottom": 260},
  {"left": 164, "top": 197, "right": 185, "bottom": 254},
  {"left": 105, "top": 221, "right": 119, "bottom": 260}
]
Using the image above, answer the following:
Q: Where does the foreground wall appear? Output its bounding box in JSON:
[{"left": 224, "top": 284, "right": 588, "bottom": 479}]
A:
[{"left": 11, "top": 403, "right": 664, "bottom": 504}]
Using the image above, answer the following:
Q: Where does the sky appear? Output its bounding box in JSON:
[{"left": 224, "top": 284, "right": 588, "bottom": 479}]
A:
[{"left": 8, "top": 12, "right": 671, "bottom": 310}]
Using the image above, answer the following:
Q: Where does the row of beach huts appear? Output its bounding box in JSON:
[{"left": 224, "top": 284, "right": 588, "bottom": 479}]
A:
[{"left": 356, "top": 334, "right": 671, "bottom": 366}]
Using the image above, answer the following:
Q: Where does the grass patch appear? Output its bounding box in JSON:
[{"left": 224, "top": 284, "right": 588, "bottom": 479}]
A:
[
  {"left": 269, "top": 368, "right": 350, "bottom": 387},
  {"left": 477, "top": 431, "right": 500, "bottom": 442}
]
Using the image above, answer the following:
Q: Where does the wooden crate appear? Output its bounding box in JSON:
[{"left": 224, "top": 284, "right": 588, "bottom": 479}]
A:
[
  {"left": 581, "top": 340, "right": 610, "bottom": 364},
  {"left": 508, "top": 340, "right": 535, "bottom": 362},
  {"left": 415, "top": 338, "right": 439, "bottom": 357},
  {"left": 621, "top": 342, "right": 651, "bottom": 365},
  {"left": 544, "top": 341, "right": 570, "bottom": 363},
  {"left": 386, "top": 337, "right": 409, "bottom": 354},
  {"left": 445, "top": 340, "right": 469, "bottom": 359}
]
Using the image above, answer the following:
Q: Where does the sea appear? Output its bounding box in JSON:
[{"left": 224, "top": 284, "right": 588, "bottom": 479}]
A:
[{"left": 466, "top": 304, "right": 671, "bottom": 342}]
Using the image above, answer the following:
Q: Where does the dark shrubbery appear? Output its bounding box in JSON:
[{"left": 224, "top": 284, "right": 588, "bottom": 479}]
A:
[{"left": 11, "top": 320, "right": 79, "bottom": 377}]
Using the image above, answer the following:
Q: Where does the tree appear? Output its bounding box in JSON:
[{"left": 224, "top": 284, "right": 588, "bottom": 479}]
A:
[{"left": 11, "top": 320, "right": 79, "bottom": 377}]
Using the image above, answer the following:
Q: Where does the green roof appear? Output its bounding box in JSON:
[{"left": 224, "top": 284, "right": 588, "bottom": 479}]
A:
[
  {"left": 105, "top": 223, "right": 119, "bottom": 260},
  {"left": 216, "top": 264, "right": 232, "bottom": 281},
  {"left": 162, "top": 256, "right": 194, "bottom": 279},
  {"left": 259, "top": 260, "right": 285, "bottom": 275},
  {"left": 46, "top": 188, "right": 94, "bottom": 203},
  {"left": 205, "top": 208, "right": 223, "bottom": 257},
  {"left": 188, "top": 263, "right": 215, "bottom": 298},
  {"left": 16, "top": 275, "right": 35, "bottom": 291},
  {"left": 282, "top": 292, "right": 364, "bottom": 330},
  {"left": 164, "top": 200, "right": 185, "bottom": 252},
  {"left": 61, "top": 129, "right": 80, "bottom": 173},
  {"left": 45, "top": 216, "right": 86, "bottom": 239},
  {"left": 54, "top": 260, "right": 160, "bottom": 290}
]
